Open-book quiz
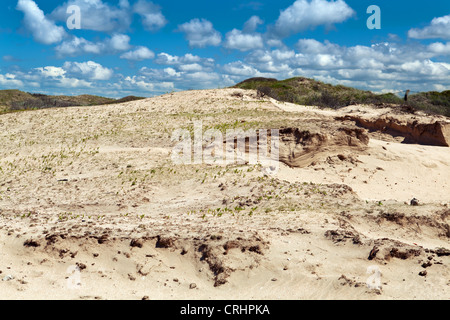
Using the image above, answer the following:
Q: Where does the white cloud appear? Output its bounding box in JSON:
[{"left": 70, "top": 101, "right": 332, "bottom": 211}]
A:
[
  {"left": 223, "top": 61, "right": 260, "bottom": 77},
  {"left": 164, "top": 68, "right": 181, "bottom": 77},
  {"left": 108, "top": 34, "right": 131, "bottom": 51},
  {"left": 36, "top": 66, "right": 66, "bottom": 78},
  {"left": 273, "top": 0, "right": 355, "bottom": 37},
  {"left": 54, "top": 37, "right": 102, "bottom": 57},
  {"left": 243, "top": 16, "right": 264, "bottom": 33},
  {"left": 154, "top": 53, "right": 215, "bottom": 71},
  {"left": 408, "top": 15, "right": 450, "bottom": 40},
  {"left": 120, "top": 46, "right": 155, "bottom": 61},
  {"left": 141, "top": 52, "right": 217, "bottom": 81},
  {"left": 63, "top": 61, "right": 114, "bottom": 81},
  {"left": 271, "top": 49, "right": 296, "bottom": 60},
  {"left": 34, "top": 66, "right": 92, "bottom": 88},
  {"left": 179, "top": 63, "right": 203, "bottom": 72},
  {"left": 154, "top": 53, "right": 180, "bottom": 65},
  {"left": 16, "top": 0, "right": 66, "bottom": 45},
  {"left": 124, "top": 75, "right": 174, "bottom": 92},
  {"left": 55, "top": 34, "right": 131, "bottom": 58},
  {"left": 51, "top": 0, "right": 167, "bottom": 33},
  {"left": 222, "top": 39, "right": 450, "bottom": 93},
  {"left": 224, "top": 29, "right": 264, "bottom": 52},
  {"left": 266, "top": 39, "right": 285, "bottom": 48},
  {"left": 133, "top": 0, "right": 167, "bottom": 31},
  {"left": 57, "top": 77, "right": 92, "bottom": 88},
  {"left": 51, "top": 0, "right": 132, "bottom": 32},
  {"left": 185, "top": 72, "right": 220, "bottom": 82},
  {"left": 246, "top": 49, "right": 296, "bottom": 73},
  {"left": 224, "top": 16, "right": 265, "bottom": 51},
  {"left": 138, "top": 67, "right": 182, "bottom": 79},
  {"left": 297, "top": 38, "right": 339, "bottom": 54},
  {"left": 138, "top": 52, "right": 222, "bottom": 90},
  {"left": 0, "top": 74, "right": 24, "bottom": 87},
  {"left": 177, "top": 19, "right": 222, "bottom": 48},
  {"left": 428, "top": 42, "right": 450, "bottom": 55},
  {"left": 155, "top": 53, "right": 201, "bottom": 65},
  {"left": 400, "top": 60, "right": 450, "bottom": 78}
]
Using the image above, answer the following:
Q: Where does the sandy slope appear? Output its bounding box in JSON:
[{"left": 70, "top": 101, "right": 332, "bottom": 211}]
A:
[
  {"left": 0, "top": 89, "right": 448, "bottom": 300},
  {"left": 276, "top": 139, "right": 450, "bottom": 202},
  {"left": 270, "top": 98, "right": 450, "bottom": 202}
]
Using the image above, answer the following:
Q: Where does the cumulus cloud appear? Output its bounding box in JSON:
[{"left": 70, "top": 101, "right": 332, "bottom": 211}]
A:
[
  {"left": 0, "top": 74, "right": 24, "bottom": 87},
  {"left": 272, "top": 0, "right": 355, "bottom": 37},
  {"left": 36, "top": 66, "right": 67, "bottom": 78},
  {"left": 55, "top": 37, "right": 101, "bottom": 57},
  {"left": 428, "top": 42, "right": 450, "bottom": 55},
  {"left": 108, "top": 34, "right": 132, "bottom": 51},
  {"left": 138, "top": 67, "right": 181, "bottom": 80},
  {"left": 154, "top": 53, "right": 214, "bottom": 69},
  {"left": 51, "top": 0, "right": 168, "bottom": 33},
  {"left": 222, "top": 61, "right": 261, "bottom": 77},
  {"left": 63, "top": 61, "right": 114, "bottom": 80},
  {"left": 221, "top": 39, "right": 450, "bottom": 93},
  {"left": 408, "top": 14, "right": 450, "bottom": 40},
  {"left": 51, "top": 0, "right": 132, "bottom": 32},
  {"left": 178, "top": 63, "right": 203, "bottom": 72},
  {"left": 120, "top": 46, "right": 155, "bottom": 61},
  {"left": 177, "top": 19, "right": 222, "bottom": 48},
  {"left": 297, "top": 38, "right": 339, "bottom": 54},
  {"left": 123, "top": 75, "right": 174, "bottom": 92},
  {"left": 16, "top": 0, "right": 66, "bottom": 45},
  {"left": 224, "top": 29, "right": 264, "bottom": 51},
  {"left": 138, "top": 52, "right": 223, "bottom": 90},
  {"left": 399, "top": 60, "right": 450, "bottom": 79},
  {"left": 34, "top": 65, "right": 92, "bottom": 88},
  {"left": 145, "top": 52, "right": 214, "bottom": 76},
  {"left": 266, "top": 39, "right": 285, "bottom": 48},
  {"left": 180, "top": 72, "right": 219, "bottom": 83},
  {"left": 133, "top": 0, "right": 167, "bottom": 31},
  {"left": 224, "top": 16, "right": 265, "bottom": 51},
  {"left": 56, "top": 77, "right": 92, "bottom": 88},
  {"left": 55, "top": 34, "right": 131, "bottom": 58},
  {"left": 243, "top": 16, "right": 264, "bottom": 33}
]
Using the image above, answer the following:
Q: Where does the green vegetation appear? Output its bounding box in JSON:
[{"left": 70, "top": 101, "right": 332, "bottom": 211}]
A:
[
  {"left": 233, "top": 77, "right": 404, "bottom": 109},
  {"left": 233, "top": 77, "right": 450, "bottom": 116},
  {"left": 408, "top": 91, "right": 450, "bottom": 117},
  {"left": 0, "top": 89, "right": 146, "bottom": 114}
]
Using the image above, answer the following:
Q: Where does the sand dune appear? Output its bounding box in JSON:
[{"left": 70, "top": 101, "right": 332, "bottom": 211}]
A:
[{"left": 0, "top": 89, "right": 448, "bottom": 300}]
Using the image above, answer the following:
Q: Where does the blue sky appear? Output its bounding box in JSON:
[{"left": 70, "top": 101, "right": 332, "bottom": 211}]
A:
[{"left": 1, "top": 0, "right": 449, "bottom": 98}]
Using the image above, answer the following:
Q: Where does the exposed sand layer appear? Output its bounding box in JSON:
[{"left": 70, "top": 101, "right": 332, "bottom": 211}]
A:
[{"left": 0, "top": 89, "right": 448, "bottom": 300}]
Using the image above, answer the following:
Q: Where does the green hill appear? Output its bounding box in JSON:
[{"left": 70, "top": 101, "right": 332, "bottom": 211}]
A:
[
  {"left": 233, "top": 77, "right": 403, "bottom": 108},
  {"left": 233, "top": 77, "right": 450, "bottom": 117},
  {"left": 408, "top": 91, "right": 450, "bottom": 117},
  {"left": 0, "top": 90, "right": 146, "bottom": 114},
  {"left": 0, "top": 90, "right": 35, "bottom": 112}
]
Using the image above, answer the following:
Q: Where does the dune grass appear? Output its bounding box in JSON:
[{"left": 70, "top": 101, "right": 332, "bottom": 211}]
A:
[{"left": 233, "top": 77, "right": 450, "bottom": 116}]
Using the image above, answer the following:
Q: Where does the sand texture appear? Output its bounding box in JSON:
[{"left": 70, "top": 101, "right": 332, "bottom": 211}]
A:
[{"left": 0, "top": 89, "right": 449, "bottom": 300}]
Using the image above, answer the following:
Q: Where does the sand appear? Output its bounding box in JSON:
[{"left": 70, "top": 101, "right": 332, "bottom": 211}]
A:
[{"left": 0, "top": 88, "right": 448, "bottom": 300}]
